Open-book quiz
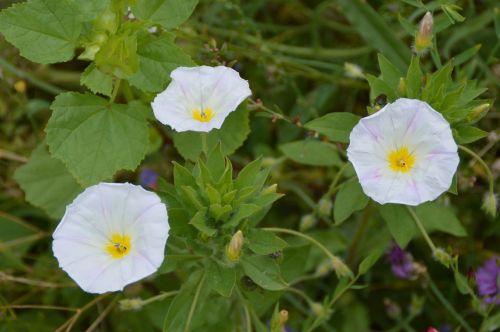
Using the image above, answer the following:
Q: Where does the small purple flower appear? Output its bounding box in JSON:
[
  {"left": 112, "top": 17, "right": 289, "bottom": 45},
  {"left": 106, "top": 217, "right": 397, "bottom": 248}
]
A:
[
  {"left": 476, "top": 257, "right": 500, "bottom": 304},
  {"left": 387, "top": 244, "right": 414, "bottom": 279},
  {"left": 139, "top": 168, "right": 159, "bottom": 190}
]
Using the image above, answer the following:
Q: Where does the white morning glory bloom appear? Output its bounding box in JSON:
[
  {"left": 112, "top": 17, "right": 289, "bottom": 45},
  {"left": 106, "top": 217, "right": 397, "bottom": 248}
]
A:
[
  {"left": 347, "top": 98, "right": 459, "bottom": 206},
  {"left": 151, "top": 65, "right": 252, "bottom": 132},
  {"left": 52, "top": 183, "right": 169, "bottom": 294}
]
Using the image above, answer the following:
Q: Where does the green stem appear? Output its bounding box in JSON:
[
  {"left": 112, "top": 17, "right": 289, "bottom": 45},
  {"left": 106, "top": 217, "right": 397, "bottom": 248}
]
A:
[
  {"left": 263, "top": 227, "right": 337, "bottom": 262},
  {"left": 140, "top": 291, "right": 179, "bottom": 307},
  {"left": 325, "top": 163, "right": 351, "bottom": 198},
  {"left": 201, "top": 133, "right": 208, "bottom": 157},
  {"left": 347, "top": 201, "right": 373, "bottom": 264},
  {"left": 458, "top": 145, "right": 495, "bottom": 195},
  {"left": 184, "top": 272, "right": 206, "bottom": 332},
  {"left": 109, "top": 79, "right": 121, "bottom": 104},
  {"left": 406, "top": 206, "right": 436, "bottom": 252},
  {"left": 0, "top": 58, "right": 64, "bottom": 95},
  {"left": 235, "top": 287, "right": 252, "bottom": 332},
  {"left": 429, "top": 280, "right": 474, "bottom": 332}
]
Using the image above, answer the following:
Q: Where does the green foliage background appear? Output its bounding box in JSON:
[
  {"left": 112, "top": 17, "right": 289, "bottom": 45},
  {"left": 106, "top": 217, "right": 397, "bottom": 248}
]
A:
[{"left": 0, "top": 0, "right": 498, "bottom": 331}]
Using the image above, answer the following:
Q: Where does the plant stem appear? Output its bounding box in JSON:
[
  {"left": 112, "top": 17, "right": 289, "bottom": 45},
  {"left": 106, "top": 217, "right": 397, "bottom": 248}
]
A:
[
  {"left": 184, "top": 272, "right": 206, "bottom": 332},
  {"left": 85, "top": 296, "right": 118, "bottom": 332},
  {"left": 263, "top": 227, "right": 337, "bottom": 262},
  {"left": 458, "top": 145, "right": 495, "bottom": 195},
  {"left": 201, "top": 133, "right": 208, "bottom": 157},
  {"left": 235, "top": 287, "right": 252, "bottom": 332},
  {"left": 325, "top": 163, "right": 351, "bottom": 198},
  {"left": 347, "top": 201, "right": 373, "bottom": 264},
  {"left": 0, "top": 58, "right": 64, "bottom": 95},
  {"left": 429, "top": 280, "right": 474, "bottom": 332},
  {"left": 109, "top": 79, "right": 121, "bottom": 104},
  {"left": 140, "top": 291, "right": 179, "bottom": 306},
  {"left": 406, "top": 206, "right": 436, "bottom": 252}
]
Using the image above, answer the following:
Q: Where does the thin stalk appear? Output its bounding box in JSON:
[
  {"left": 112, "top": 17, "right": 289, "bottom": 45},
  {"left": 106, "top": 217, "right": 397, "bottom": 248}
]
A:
[
  {"left": 325, "top": 163, "right": 351, "bottom": 198},
  {"left": 263, "top": 227, "right": 337, "bottom": 262},
  {"left": 184, "top": 272, "right": 206, "bottom": 332},
  {"left": 55, "top": 294, "right": 109, "bottom": 332},
  {"left": 428, "top": 280, "right": 474, "bottom": 332},
  {"left": 0, "top": 58, "right": 64, "bottom": 95},
  {"left": 201, "top": 134, "right": 208, "bottom": 157},
  {"left": 235, "top": 287, "right": 252, "bottom": 332},
  {"left": 85, "top": 296, "right": 118, "bottom": 332},
  {"left": 140, "top": 291, "right": 179, "bottom": 306},
  {"left": 0, "top": 304, "right": 77, "bottom": 312},
  {"left": 459, "top": 145, "right": 495, "bottom": 196},
  {"left": 0, "top": 149, "right": 28, "bottom": 163},
  {"left": 347, "top": 201, "right": 373, "bottom": 264},
  {"left": 109, "top": 79, "right": 121, "bottom": 104},
  {"left": 406, "top": 206, "right": 436, "bottom": 252}
]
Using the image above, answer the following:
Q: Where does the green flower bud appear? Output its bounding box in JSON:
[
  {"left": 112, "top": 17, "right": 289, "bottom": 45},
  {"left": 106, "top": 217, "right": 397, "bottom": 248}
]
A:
[
  {"left": 398, "top": 77, "right": 406, "bottom": 96},
  {"left": 482, "top": 192, "right": 498, "bottom": 217},
  {"left": 318, "top": 198, "right": 332, "bottom": 218},
  {"left": 119, "top": 298, "right": 143, "bottom": 311},
  {"left": 262, "top": 183, "right": 278, "bottom": 195},
  {"left": 344, "top": 62, "right": 364, "bottom": 79},
  {"left": 226, "top": 230, "right": 244, "bottom": 262},
  {"left": 299, "top": 214, "right": 318, "bottom": 232},
  {"left": 414, "top": 12, "right": 433, "bottom": 55},
  {"left": 331, "top": 256, "right": 353, "bottom": 278},
  {"left": 433, "top": 248, "right": 453, "bottom": 268}
]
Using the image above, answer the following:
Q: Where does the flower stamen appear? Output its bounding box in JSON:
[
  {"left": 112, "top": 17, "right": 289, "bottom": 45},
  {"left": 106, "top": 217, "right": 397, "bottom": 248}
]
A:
[
  {"left": 192, "top": 108, "right": 214, "bottom": 122},
  {"left": 388, "top": 146, "right": 416, "bottom": 173},
  {"left": 106, "top": 233, "right": 131, "bottom": 259}
]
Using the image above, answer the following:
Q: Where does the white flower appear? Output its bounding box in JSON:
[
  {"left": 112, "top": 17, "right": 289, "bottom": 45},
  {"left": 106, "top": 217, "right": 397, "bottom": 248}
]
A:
[
  {"left": 52, "top": 183, "right": 169, "bottom": 294},
  {"left": 151, "top": 65, "right": 252, "bottom": 132},
  {"left": 347, "top": 98, "right": 459, "bottom": 206}
]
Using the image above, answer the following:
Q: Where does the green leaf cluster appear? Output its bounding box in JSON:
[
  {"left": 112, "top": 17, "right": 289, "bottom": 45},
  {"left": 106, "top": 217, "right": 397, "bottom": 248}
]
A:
[{"left": 367, "top": 54, "right": 492, "bottom": 144}]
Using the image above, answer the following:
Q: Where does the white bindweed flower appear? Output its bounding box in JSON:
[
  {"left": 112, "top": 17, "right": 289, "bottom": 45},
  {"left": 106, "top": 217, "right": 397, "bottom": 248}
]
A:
[
  {"left": 347, "top": 98, "right": 459, "bottom": 206},
  {"left": 52, "top": 183, "right": 169, "bottom": 294},
  {"left": 151, "top": 65, "right": 252, "bottom": 132}
]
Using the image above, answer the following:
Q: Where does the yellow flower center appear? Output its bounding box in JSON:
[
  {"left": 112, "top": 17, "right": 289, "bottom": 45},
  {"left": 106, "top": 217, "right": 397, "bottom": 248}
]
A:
[
  {"left": 388, "top": 146, "right": 416, "bottom": 173},
  {"left": 105, "top": 233, "right": 131, "bottom": 259},
  {"left": 192, "top": 108, "right": 214, "bottom": 122}
]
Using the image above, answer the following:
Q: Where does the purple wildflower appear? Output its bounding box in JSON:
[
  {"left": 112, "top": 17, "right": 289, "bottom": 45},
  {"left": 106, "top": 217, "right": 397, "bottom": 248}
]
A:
[
  {"left": 476, "top": 257, "right": 500, "bottom": 304},
  {"left": 139, "top": 168, "right": 159, "bottom": 190},
  {"left": 387, "top": 244, "right": 414, "bottom": 279}
]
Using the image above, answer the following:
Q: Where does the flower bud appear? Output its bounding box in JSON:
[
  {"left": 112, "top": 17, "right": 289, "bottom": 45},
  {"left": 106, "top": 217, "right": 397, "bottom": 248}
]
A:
[
  {"left": 397, "top": 77, "right": 406, "bottom": 95},
  {"left": 262, "top": 183, "right": 278, "bottom": 195},
  {"left": 466, "top": 103, "right": 491, "bottom": 122},
  {"left": 383, "top": 298, "right": 401, "bottom": 319},
  {"left": 482, "top": 192, "right": 498, "bottom": 217},
  {"left": 433, "top": 248, "right": 453, "bottom": 268},
  {"left": 414, "top": 12, "right": 433, "bottom": 55},
  {"left": 315, "top": 259, "right": 333, "bottom": 277},
  {"left": 226, "top": 230, "right": 244, "bottom": 262},
  {"left": 279, "top": 309, "right": 289, "bottom": 326},
  {"left": 14, "top": 80, "right": 26, "bottom": 93},
  {"left": 299, "top": 214, "right": 318, "bottom": 232},
  {"left": 318, "top": 198, "right": 332, "bottom": 218},
  {"left": 344, "top": 62, "right": 364, "bottom": 79},
  {"left": 331, "top": 256, "right": 353, "bottom": 278},
  {"left": 119, "top": 297, "right": 143, "bottom": 311},
  {"left": 310, "top": 302, "right": 325, "bottom": 316}
]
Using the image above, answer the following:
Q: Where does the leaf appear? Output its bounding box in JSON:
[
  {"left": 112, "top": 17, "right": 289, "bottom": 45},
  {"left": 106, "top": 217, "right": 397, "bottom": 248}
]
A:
[
  {"left": 336, "top": 0, "right": 411, "bottom": 72},
  {"left": 163, "top": 270, "right": 209, "bottom": 332},
  {"left": 334, "top": 180, "right": 369, "bottom": 225},
  {"left": 189, "top": 210, "right": 216, "bottom": 236},
  {"left": 46, "top": 92, "right": 149, "bottom": 186},
  {"left": 131, "top": 0, "right": 198, "bottom": 30},
  {"left": 0, "top": 0, "right": 82, "bottom": 64},
  {"left": 0, "top": 213, "right": 38, "bottom": 269},
  {"left": 365, "top": 74, "right": 397, "bottom": 102},
  {"left": 80, "top": 63, "right": 113, "bottom": 97},
  {"left": 280, "top": 140, "right": 342, "bottom": 167},
  {"left": 304, "top": 113, "right": 360, "bottom": 143},
  {"left": 241, "top": 255, "right": 288, "bottom": 291},
  {"left": 380, "top": 203, "right": 467, "bottom": 248},
  {"left": 73, "top": 0, "right": 108, "bottom": 22},
  {"left": 453, "top": 125, "right": 488, "bottom": 144},
  {"left": 246, "top": 229, "right": 288, "bottom": 255},
  {"left": 206, "top": 260, "right": 235, "bottom": 297},
  {"left": 358, "top": 249, "right": 384, "bottom": 275},
  {"left": 454, "top": 271, "right": 470, "bottom": 295},
  {"left": 379, "top": 204, "right": 416, "bottom": 248},
  {"left": 406, "top": 57, "right": 422, "bottom": 99},
  {"left": 129, "top": 32, "right": 195, "bottom": 92},
  {"left": 378, "top": 53, "right": 403, "bottom": 89},
  {"left": 95, "top": 27, "right": 139, "bottom": 79},
  {"left": 225, "top": 204, "right": 261, "bottom": 228},
  {"left": 173, "top": 107, "right": 250, "bottom": 161},
  {"left": 14, "top": 143, "right": 82, "bottom": 219}
]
